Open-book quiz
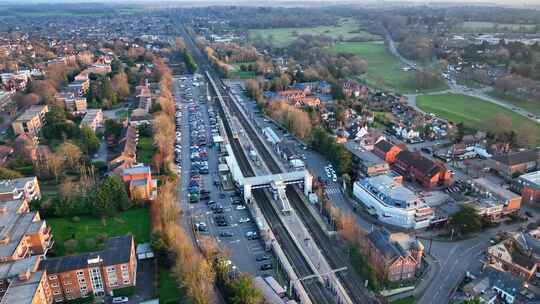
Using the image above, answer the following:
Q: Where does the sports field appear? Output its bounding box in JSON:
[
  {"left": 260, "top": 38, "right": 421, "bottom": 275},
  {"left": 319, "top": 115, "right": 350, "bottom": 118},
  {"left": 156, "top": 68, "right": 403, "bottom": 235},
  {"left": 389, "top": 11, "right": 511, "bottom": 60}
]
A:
[
  {"left": 330, "top": 41, "right": 421, "bottom": 93},
  {"left": 229, "top": 62, "right": 256, "bottom": 79},
  {"left": 416, "top": 93, "right": 540, "bottom": 144},
  {"left": 248, "top": 19, "right": 379, "bottom": 47}
]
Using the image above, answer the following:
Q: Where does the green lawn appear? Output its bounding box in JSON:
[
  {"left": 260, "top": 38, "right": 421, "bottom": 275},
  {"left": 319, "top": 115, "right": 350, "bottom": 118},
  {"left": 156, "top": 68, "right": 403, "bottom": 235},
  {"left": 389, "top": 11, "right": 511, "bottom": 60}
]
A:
[
  {"left": 416, "top": 93, "right": 540, "bottom": 144},
  {"left": 330, "top": 41, "right": 425, "bottom": 93},
  {"left": 137, "top": 136, "right": 156, "bottom": 164},
  {"left": 248, "top": 18, "right": 379, "bottom": 47},
  {"left": 229, "top": 62, "right": 256, "bottom": 79},
  {"left": 48, "top": 208, "right": 150, "bottom": 256},
  {"left": 486, "top": 91, "right": 540, "bottom": 116},
  {"left": 159, "top": 268, "right": 185, "bottom": 304}
]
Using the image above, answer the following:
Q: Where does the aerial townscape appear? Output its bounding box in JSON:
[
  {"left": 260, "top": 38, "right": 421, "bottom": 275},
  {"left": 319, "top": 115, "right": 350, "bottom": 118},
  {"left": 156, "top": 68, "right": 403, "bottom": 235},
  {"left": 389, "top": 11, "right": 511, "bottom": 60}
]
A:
[{"left": 0, "top": 0, "right": 540, "bottom": 304}]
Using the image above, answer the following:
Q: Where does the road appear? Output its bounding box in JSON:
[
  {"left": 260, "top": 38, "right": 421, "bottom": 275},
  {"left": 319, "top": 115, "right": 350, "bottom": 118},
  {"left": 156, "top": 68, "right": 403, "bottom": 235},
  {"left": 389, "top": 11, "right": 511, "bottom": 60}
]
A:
[{"left": 385, "top": 32, "right": 540, "bottom": 124}]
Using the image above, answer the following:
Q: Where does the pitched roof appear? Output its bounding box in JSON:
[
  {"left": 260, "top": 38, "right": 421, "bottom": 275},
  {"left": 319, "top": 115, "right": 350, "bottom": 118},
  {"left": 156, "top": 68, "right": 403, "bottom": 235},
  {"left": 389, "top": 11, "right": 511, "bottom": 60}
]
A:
[
  {"left": 492, "top": 148, "right": 540, "bottom": 166},
  {"left": 396, "top": 150, "right": 442, "bottom": 178},
  {"left": 367, "top": 229, "right": 403, "bottom": 262}
]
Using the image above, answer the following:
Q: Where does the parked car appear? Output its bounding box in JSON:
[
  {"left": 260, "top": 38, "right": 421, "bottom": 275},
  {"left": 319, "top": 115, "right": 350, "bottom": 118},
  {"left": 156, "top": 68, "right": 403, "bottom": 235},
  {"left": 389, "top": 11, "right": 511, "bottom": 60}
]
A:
[
  {"left": 112, "top": 297, "right": 129, "bottom": 303},
  {"left": 238, "top": 217, "right": 251, "bottom": 223},
  {"left": 256, "top": 255, "right": 271, "bottom": 262},
  {"left": 259, "top": 264, "right": 273, "bottom": 271}
]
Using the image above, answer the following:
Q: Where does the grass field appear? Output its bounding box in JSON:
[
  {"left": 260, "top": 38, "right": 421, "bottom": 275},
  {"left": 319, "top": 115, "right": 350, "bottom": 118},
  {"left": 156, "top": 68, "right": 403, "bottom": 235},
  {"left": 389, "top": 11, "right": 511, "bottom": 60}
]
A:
[
  {"left": 229, "top": 62, "right": 256, "bottom": 79},
  {"left": 330, "top": 41, "right": 421, "bottom": 93},
  {"left": 486, "top": 91, "right": 540, "bottom": 116},
  {"left": 48, "top": 208, "right": 150, "bottom": 256},
  {"left": 159, "top": 268, "right": 185, "bottom": 304},
  {"left": 416, "top": 93, "right": 540, "bottom": 144},
  {"left": 248, "top": 19, "right": 379, "bottom": 47},
  {"left": 137, "top": 136, "right": 156, "bottom": 164},
  {"left": 460, "top": 21, "right": 537, "bottom": 32}
]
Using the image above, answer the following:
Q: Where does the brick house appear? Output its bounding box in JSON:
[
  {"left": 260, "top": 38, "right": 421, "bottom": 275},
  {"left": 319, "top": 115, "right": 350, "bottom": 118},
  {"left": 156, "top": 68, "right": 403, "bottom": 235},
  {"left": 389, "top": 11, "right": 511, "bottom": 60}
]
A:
[
  {"left": 41, "top": 235, "right": 137, "bottom": 301},
  {"left": 110, "top": 125, "right": 138, "bottom": 172},
  {"left": 121, "top": 166, "right": 157, "bottom": 201},
  {"left": 362, "top": 230, "right": 424, "bottom": 282},
  {"left": 487, "top": 238, "right": 537, "bottom": 281},
  {"left": 11, "top": 105, "right": 49, "bottom": 138},
  {"left": 393, "top": 150, "right": 453, "bottom": 189},
  {"left": 80, "top": 109, "right": 103, "bottom": 132},
  {"left": 372, "top": 139, "right": 402, "bottom": 164},
  {"left": 277, "top": 89, "right": 305, "bottom": 104},
  {"left": 488, "top": 148, "right": 540, "bottom": 180}
]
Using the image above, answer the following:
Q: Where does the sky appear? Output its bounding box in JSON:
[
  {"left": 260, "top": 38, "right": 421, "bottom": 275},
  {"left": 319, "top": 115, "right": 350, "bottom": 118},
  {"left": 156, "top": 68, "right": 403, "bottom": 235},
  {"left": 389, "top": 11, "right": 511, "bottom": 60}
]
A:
[{"left": 5, "top": 0, "right": 540, "bottom": 6}]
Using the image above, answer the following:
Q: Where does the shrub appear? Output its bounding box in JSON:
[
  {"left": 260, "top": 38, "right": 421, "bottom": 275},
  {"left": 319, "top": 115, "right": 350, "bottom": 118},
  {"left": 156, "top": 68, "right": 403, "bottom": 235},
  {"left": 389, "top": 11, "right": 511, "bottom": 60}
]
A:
[
  {"left": 71, "top": 216, "right": 81, "bottom": 223},
  {"left": 96, "top": 233, "right": 108, "bottom": 243},
  {"left": 85, "top": 238, "right": 96, "bottom": 249},
  {"left": 64, "top": 239, "right": 79, "bottom": 254}
]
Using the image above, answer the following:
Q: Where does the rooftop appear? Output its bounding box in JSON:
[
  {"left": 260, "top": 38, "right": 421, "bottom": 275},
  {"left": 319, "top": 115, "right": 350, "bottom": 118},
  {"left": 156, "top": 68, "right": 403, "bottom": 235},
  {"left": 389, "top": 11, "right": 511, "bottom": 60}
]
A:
[
  {"left": 474, "top": 177, "right": 521, "bottom": 201},
  {"left": 362, "top": 174, "right": 420, "bottom": 205},
  {"left": 15, "top": 105, "right": 47, "bottom": 122},
  {"left": 42, "top": 235, "right": 133, "bottom": 274},
  {"left": 345, "top": 141, "right": 387, "bottom": 166},
  {"left": 0, "top": 177, "right": 36, "bottom": 195},
  {"left": 492, "top": 148, "right": 540, "bottom": 166},
  {"left": 518, "top": 171, "right": 540, "bottom": 189},
  {"left": 81, "top": 109, "right": 102, "bottom": 125}
]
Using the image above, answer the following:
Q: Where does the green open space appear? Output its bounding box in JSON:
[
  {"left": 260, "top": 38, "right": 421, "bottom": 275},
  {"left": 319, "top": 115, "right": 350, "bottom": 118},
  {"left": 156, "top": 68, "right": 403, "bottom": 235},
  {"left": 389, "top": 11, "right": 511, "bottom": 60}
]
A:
[
  {"left": 486, "top": 91, "right": 540, "bottom": 116},
  {"left": 248, "top": 19, "right": 380, "bottom": 47},
  {"left": 416, "top": 93, "right": 540, "bottom": 144},
  {"left": 159, "top": 268, "right": 185, "bottom": 304},
  {"left": 229, "top": 62, "right": 256, "bottom": 79},
  {"left": 460, "top": 21, "right": 537, "bottom": 32},
  {"left": 137, "top": 136, "right": 156, "bottom": 164},
  {"left": 330, "top": 41, "right": 441, "bottom": 93},
  {"left": 48, "top": 208, "right": 150, "bottom": 256}
]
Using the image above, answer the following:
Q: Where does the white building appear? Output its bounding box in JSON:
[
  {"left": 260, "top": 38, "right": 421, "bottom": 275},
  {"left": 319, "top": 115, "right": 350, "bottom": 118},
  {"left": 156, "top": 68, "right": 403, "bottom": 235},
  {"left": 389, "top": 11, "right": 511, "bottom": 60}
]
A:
[{"left": 353, "top": 174, "right": 434, "bottom": 229}]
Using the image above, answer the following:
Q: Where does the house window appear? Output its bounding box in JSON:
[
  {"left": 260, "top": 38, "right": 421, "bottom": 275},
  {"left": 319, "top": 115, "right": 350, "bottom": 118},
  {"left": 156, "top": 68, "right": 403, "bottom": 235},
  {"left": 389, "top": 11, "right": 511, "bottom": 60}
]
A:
[
  {"left": 53, "top": 290, "right": 61, "bottom": 295},
  {"left": 48, "top": 275, "right": 57, "bottom": 280},
  {"left": 51, "top": 283, "right": 59, "bottom": 288},
  {"left": 66, "top": 288, "right": 71, "bottom": 294},
  {"left": 107, "top": 266, "right": 116, "bottom": 272},
  {"left": 121, "top": 264, "right": 128, "bottom": 270},
  {"left": 123, "top": 279, "right": 130, "bottom": 285}
]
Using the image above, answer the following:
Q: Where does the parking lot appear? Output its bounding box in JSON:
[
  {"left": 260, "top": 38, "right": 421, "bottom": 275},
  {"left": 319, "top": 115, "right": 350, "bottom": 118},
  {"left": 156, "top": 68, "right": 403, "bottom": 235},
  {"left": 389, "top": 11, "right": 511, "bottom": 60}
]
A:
[{"left": 174, "top": 75, "right": 278, "bottom": 276}]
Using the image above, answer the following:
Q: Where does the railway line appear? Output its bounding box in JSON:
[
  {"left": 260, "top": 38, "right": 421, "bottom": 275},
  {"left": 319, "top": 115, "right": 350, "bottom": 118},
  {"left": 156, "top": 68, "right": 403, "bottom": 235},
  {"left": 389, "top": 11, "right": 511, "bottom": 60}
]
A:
[{"left": 188, "top": 29, "right": 337, "bottom": 304}]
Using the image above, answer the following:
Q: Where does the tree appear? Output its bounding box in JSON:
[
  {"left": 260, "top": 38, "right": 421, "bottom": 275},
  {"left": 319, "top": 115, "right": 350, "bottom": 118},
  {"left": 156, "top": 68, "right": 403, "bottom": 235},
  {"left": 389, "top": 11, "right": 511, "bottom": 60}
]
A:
[
  {"left": 94, "top": 175, "right": 131, "bottom": 216},
  {"left": 30, "top": 80, "right": 57, "bottom": 105},
  {"left": 0, "top": 166, "right": 23, "bottom": 179},
  {"left": 104, "top": 119, "right": 123, "bottom": 140},
  {"left": 230, "top": 275, "right": 263, "bottom": 304},
  {"left": 100, "top": 77, "right": 117, "bottom": 108},
  {"left": 449, "top": 205, "right": 483, "bottom": 236},
  {"left": 175, "top": 37, "right": 187, "bottom": 53},
  {"left": 112, "top": 73, "right": 130, "bottom": 100},
  {"left": 78, "top": 126, "right": 100, "bottom": 156},
  {"left": 486, "top": 113, "right": 512, "bottom": 140},
  {"left": 463, "top": 298, "right": 482, "bottom": 304},
  {"left": 57, "top": 142, "right": 82, "bottom": 169},
  {"left": 516, "top": 124, "right": 537, "bottom": 148}
]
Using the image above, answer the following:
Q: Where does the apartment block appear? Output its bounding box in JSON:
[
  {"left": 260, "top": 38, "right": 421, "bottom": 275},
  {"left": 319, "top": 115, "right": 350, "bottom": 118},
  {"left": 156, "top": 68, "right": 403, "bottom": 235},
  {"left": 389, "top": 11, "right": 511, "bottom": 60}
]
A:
[
  {"left": 0, "top": 256, "right": 53, "bottom": 304},
  {"left": 80, "top": 109, "right": 103, "bottom": 132},
  {"left": 0, "top": 177, "right": 41, "bottom": 202},
  {"left": 12, "top": 105, "right": 49, "bottom": 138},
  {"left": 42, "top": 235, "right": 137, "bottom": 301},
  {"left": 0, "top": 199, "right": 53, "bottom": 263}
]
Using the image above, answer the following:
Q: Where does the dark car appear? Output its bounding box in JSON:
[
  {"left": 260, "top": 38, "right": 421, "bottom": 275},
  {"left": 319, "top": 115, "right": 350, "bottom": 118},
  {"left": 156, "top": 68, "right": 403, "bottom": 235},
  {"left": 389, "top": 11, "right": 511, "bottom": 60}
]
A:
[
  {"left": 255, "top": 255, "right": 271, "bottom": 262},
  {"left": 259, "top": 264, "right": 273, "bottom": 271},
  {"left": 219, "top": 232, "right": 234, "bottom": 237}
]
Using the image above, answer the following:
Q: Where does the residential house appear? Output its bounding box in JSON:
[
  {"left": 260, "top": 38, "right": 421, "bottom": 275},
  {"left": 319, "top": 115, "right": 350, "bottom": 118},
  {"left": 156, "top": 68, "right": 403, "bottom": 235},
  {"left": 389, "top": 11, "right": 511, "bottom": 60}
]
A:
[
  {"left": 488, "top": 149, "right": 540, "bottom": 180},
  {"left": 12, "top": 105, "right": 49, "bottom": 138},
  {"left": 487, "top": 238, "right": 537, "bottom": 281},
  {"left": 41, "top": 235, "right": 137, "bottom": 301},
  {"left": 463, "top": 268, "right": 523, "bottom": 304},
  {"left": 393, "top": 150, "right": 453, "bottom": 189},
  {"left": 66, "top": 79, "right": 89, "bottom": 97},
  {"left": 362, "top": 229, "right": 424, "bottom": 282},
  {"left": 110, "top": 126, "right": 138, "bottom": 172},
  {"left": 0, "top": 177, "right": 41, "bottom": 202},
  {"left": 372, "top": 140, "right": 402, "bottom": 164},
  {"left": 136, "top": 84, "right": 152, "bottom": 113},
  {"left": 120, "top": 166, "right": 157, "bottom": 201},
  {"left": 512, "top": 171, "right": 540, "bottom": 204},
  {"left": 80, "top": 109, "right": 103, "bottom": 132}
]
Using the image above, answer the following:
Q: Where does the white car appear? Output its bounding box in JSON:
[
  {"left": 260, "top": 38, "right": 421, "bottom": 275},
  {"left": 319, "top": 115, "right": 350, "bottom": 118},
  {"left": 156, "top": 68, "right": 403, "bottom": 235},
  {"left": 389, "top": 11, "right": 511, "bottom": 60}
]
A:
[
  {"left": 238, "top": 217, "right": 251, "bottom": 223},
  {"left": 112, "top": 297, "right": 129, "bottom": 303},
  {"left": 236, "top": 205, "right": 246, "bottom": 210}
]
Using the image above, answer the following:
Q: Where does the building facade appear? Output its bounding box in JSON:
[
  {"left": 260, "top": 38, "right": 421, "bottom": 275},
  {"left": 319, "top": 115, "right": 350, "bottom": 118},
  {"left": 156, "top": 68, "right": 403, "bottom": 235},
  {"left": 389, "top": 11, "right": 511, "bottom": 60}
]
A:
[{"left": 12, "top": 105, "right": 49, "bottom": 138}]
